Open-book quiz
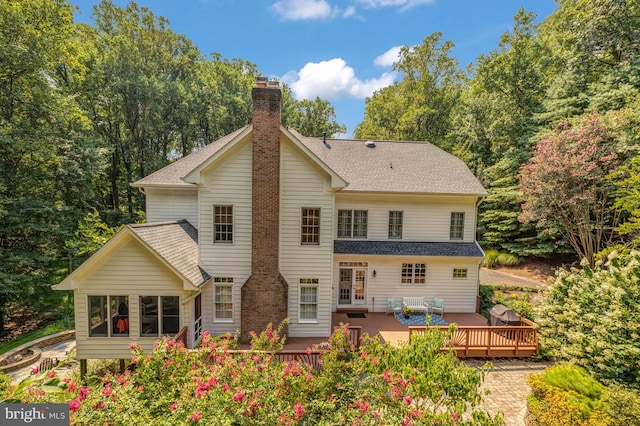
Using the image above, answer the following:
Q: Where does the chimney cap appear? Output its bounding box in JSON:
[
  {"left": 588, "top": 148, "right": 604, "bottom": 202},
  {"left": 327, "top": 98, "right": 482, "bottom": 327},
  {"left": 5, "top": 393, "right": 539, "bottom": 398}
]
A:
[{"left": 255, "top": 76, "right": 279, "bottom": 88}]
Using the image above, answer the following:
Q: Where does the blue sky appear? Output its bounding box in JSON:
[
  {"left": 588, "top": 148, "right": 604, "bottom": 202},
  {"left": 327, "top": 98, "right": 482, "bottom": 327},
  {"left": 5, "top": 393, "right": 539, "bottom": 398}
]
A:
[{"left": 71, "top": 0, "right": 558, "bottom": 138}]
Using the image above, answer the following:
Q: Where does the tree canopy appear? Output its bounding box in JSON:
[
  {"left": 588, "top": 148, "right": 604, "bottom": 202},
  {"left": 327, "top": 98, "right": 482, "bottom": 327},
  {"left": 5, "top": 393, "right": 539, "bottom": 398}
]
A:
[{"left": 0, "top": 0, "right": 346, "bottom": 330}]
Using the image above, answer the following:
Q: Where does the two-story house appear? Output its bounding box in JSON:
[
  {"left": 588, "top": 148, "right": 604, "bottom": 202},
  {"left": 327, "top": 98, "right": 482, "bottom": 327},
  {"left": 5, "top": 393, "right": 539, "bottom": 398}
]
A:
[{"left": 54, "top": 77, "right": 486, "bottom": 367}]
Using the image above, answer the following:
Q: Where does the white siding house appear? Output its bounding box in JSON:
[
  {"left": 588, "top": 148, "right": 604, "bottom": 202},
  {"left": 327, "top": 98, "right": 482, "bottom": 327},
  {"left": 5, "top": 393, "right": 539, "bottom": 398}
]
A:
[{"left": 55, "top": 78, "right": 486, "bottom": 362}]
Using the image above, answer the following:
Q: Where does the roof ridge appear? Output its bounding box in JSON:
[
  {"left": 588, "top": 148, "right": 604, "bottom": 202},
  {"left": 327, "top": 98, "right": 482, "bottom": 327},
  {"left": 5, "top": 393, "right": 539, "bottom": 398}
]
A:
[{"left": 129, "top": 219, "right": 188, "bottom": 229}]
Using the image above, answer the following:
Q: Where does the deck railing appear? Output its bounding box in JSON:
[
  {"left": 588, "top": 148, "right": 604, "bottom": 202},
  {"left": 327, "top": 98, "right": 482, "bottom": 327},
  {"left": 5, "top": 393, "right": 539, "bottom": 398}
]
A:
[
  {"left": 408, "top": 319, "right": 538, "bottom": 357},
  {"left": 174, "top": 326, "right": 189, "bottom": 347},
  {"left": 333, "top": 325, "right": 362, "bottom": 348},
  {"left": 203, "top": 325, "right": 362, "bottom": 371}
]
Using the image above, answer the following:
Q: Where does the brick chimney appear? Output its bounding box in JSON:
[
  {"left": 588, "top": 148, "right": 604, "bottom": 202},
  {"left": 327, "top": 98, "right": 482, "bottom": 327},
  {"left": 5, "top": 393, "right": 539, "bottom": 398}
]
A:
[{"left": 241, "top": 77, "right": 289, "bottom": 342}]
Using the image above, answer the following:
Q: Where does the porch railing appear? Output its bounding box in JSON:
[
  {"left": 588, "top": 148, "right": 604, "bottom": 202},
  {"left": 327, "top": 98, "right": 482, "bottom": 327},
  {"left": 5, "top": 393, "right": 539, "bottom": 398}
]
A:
[
  {"left": 174, "top": 326, "right": 189, "bottom": 347},
  {"left": 408, "top": 319, "right": 538, "bottom": 357},
  {"left": 333, "top": 325, "right": 362, "bottom": 348},
  {"left": 203, "top": 325, "right": 362, "bottom": 371}
]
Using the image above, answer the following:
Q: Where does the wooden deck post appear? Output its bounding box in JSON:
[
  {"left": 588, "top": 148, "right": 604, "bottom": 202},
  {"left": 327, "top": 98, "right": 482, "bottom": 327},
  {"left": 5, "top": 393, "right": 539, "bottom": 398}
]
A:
[{"left": 80, "top": 359, "right": 87, "bottom": 382}]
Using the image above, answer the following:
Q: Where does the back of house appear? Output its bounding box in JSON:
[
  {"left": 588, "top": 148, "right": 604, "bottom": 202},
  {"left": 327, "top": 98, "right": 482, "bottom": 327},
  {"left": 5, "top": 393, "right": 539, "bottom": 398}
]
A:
[{"left": 54, "top": 77, "right": 486, "bottom": 362}]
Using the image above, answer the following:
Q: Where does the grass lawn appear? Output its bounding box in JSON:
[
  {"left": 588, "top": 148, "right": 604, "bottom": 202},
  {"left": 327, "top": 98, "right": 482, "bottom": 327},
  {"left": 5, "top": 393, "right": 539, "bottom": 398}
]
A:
[{"left": 0, "top": 318, "right": 74, "bottom": 356}]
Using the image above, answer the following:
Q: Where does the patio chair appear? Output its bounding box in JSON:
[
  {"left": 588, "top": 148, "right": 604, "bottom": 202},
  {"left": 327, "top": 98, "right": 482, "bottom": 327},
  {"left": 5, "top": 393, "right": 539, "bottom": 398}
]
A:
[
  {"left": 432, "top": 297, "right": 444, "bottom": 316},
  {"left": 387, "top": 298, "right": 402, "bottom": 315}
]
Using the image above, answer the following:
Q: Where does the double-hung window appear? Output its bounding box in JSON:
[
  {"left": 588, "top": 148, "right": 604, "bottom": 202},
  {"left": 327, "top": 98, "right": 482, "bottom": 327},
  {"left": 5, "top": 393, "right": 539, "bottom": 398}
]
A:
[
  {"left": 401, "top": 263, "right": 426, "bottom": 284},
  {"left": 301, "top": 208, "right": 320, "bottom": 245},
  {"left": 388, "top": 211, "right": 403, "bottom": 239},
  {"left": 450, "top": 212, "right": 465, "bottom": 240},
  {"left": 214, "top": 205, "right": 233, "bottom": 243},
  {"left": 214, "top": 278, "right": 233, "bottom": 321},
  {"left": 299, "top": 278, "right": 318, "bottom": 322},
  {"left": 337, "top": 210, "right": 367, "bottom": 239}
]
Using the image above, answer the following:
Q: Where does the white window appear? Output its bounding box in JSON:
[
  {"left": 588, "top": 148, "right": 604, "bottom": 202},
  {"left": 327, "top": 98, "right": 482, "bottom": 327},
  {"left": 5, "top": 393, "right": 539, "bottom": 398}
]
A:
[
  {"left": 401, "top": 263, "right": 426, "bottom": 284},
  {"left": 388, "top": 211, "right": 403, "bottom": 239},
  {"left": 88, "top": 295, "right": 129, "bottom": 337},
  {"left": 450, "top": 212, "right": 465, "bottom": 240},
  {"left": 453, "top": 268, "right": 468, "bottom": 278},
  {"left": 139, "top": 296, "right": 180, "bottom": 337},
  {"left": 214, "top": 278, "right": 233, "bottom": 321},
  {"left": 301, "top": 208, "right": 320, "bottom": 245},
  {"left": 214, "top": 205, "right": 233, "bottom": 243},
  {"left": 338, "top": 210, "right": 367, "bottom": 238},
  {"left": 299, "top": 278, "right": 318, "bottom": 321}
]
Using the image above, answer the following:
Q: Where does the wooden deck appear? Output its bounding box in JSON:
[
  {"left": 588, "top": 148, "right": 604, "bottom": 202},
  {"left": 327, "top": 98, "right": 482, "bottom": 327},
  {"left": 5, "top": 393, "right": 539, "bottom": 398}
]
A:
[
  {"left": 283, "top": 312, "right": 489, "bottom": 350},
  {"left": 189, "top": 312, "right": 538, "bottom": 358},
  {"left": 408, "top": 318, "right": 539, "bottom": 357}
]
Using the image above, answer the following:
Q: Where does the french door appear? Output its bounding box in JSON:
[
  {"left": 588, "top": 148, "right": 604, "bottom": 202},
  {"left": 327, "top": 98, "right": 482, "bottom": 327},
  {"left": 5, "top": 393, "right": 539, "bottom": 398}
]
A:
[{"left": 338, "top": 268, "right": 367, "bottom": 305}]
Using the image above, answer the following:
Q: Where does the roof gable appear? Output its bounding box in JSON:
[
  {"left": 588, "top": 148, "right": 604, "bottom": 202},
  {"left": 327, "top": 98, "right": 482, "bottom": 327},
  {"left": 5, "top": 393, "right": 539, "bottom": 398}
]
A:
[
  {"left": 54, "top": 220, "right": 210, "bottom": 291},
  {"left": 132, "top": 126, "right": 250, "bottom": 188}
]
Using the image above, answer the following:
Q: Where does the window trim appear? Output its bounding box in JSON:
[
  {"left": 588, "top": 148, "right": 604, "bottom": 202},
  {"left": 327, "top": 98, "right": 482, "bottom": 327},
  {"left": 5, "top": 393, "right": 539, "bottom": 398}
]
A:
[
  {"left": 213, "top": 278, "right": 234, "bottom": 323},
  {"left": 401, "top": 263, "right": 426, "bottom": 285},
  {"left": 450, "top": 212, "right": 465, "bottom": 240},
  {"left": 388, "top": 211, "right": 403, "bottom": 240},
  {"left": 298, "top": 278, "right": 319, "bottom": 323},
  {"left": 453, "top": 268, "right": 468, "bottom": 279},
  {"left": 139, "top": 295, "right": 180, "bottom": 338},
  {"left": 301, "top": 207, "right": 321, "bottom": 245},
  {"left": 214, "top": 205, "right": 234, "bottom": 244},
  {"left": 88, "top": 295, "right": 130, "bottom": 338},
  {"left": 337, "top": 209, "right": 368, "bottom": 239}
]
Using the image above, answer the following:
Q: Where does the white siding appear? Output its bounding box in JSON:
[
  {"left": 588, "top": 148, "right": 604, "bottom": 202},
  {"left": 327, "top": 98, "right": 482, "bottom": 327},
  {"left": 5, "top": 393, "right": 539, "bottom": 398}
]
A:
[
  {"left": 281, "top": 138, "right": 334, "bottom": 337},
  {"left": 145, "top": 188, "right": 198, "bottom": 228},
  {"left": 197, "top": 139, "right": 252, "bottom": 335},
  {"left": 333, "top": 255, "right": 480, "bottom": 313},
  {"left": 335, "top": 194, "right": 478, "bottom": 242},
  {"left": 74, "top": 236, "right": 189, "bottom": 359}
]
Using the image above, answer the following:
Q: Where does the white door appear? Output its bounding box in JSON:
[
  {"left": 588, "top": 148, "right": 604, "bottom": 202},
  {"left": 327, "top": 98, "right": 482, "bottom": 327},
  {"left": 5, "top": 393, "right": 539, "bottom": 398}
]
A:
[
  {"left": 338, "top": 268, "right": 367, "bottom": 305},
  {"left": 353, "top": 269, "right": 366, "bottom": 305}
]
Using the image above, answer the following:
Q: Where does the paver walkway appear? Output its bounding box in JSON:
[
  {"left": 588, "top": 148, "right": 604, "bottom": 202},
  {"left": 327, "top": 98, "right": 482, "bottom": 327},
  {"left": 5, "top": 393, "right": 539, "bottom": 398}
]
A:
[
  {"left": 480, "top": 267, "right": 545, "bottom": 288},
  {"left": 8, "top": 340, "right": 76, "bottom": 383},
  {"left": 467, "top": 359, "right": 552, "bottom": 425}
]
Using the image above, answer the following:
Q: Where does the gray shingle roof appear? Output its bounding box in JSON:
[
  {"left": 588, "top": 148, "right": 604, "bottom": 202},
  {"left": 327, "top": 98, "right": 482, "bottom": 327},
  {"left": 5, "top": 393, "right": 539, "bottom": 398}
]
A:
[
  {"left": 132, "top": 125, "right": 486, "bottom": 196},
  {"left": 292, "top": 130, "right": 486, "bottom": 195},
  {"left": 129, "top": 220, "right": 211, "bottom": 286},
  {"left": 334, "top": 240, "right": 485, "bottom": 257}
]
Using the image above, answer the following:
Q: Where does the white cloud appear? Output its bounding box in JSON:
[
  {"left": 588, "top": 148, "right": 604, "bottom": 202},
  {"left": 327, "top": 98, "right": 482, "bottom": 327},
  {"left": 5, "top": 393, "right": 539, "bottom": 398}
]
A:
[
  {"left": 271, "top": 0, "right": 334, "bottom": 21},
  {"left": 282, "top": 58, "right": 397, "bottom": 101},
  {"left": 374, "top": 46, "right": 403, "bottom": 67},
  {"left": 356, "top": 0, "right": 434, "bottom": 12},
  {"left": 342, "top": 5, "right": 356, "bottom": 18}
]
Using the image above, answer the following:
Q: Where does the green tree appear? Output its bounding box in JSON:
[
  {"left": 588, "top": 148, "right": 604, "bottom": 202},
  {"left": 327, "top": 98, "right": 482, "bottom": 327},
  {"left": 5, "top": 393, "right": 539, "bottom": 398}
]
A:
[
  {"left": 354, "top": 32, "right": 465, "bottom": 146},
  {"left": 281, "top": 85, "right": 346, "bottom": 137},
  {"left": 0, "top": 0, "right": 95, "bottom": 331},
  {"left": 77, "top": 0, "right": 205, "bottom": 213},
  {"left": 538, "top": 0, "right": 640, "bottom": 124}
]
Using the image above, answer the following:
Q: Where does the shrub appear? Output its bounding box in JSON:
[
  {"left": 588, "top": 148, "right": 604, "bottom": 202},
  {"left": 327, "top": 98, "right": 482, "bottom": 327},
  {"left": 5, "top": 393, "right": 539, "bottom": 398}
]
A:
[
  {"left": 535, "top": 251, "right": 640, "bottom": 389},
  {"left": 10, "top": 322, "right": 505, "bottom": 425},
  {"left": 483, "top": 249, "right": 522, "bottom": 268},
  {"left": 527, "top": 364, "right": 610, "bottom": 426},
  {"left": 602, "top": 384, "right": 640, "bottom": 426}
]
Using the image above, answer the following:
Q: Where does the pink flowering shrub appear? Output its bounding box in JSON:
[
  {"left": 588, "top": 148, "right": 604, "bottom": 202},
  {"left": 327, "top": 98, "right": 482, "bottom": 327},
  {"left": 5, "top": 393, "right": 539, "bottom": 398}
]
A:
[{"left": 7, "top": 322, "right": 503, "bottom": 425}]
